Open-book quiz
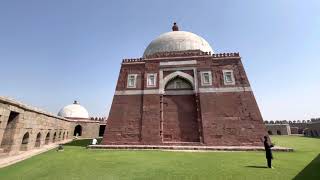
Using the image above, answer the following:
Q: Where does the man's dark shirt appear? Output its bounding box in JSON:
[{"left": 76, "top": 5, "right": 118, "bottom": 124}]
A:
[{"left": 264, "top": 140, "right": 274, "bottom": 159}]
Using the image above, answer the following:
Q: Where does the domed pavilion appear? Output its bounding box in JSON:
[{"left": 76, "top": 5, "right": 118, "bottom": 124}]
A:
[
  {"left": 102, "top": 23, "right": 267, "bottom": 146},
  {"left": 58, "top": 101, "right": 101, "bottom": 138}
]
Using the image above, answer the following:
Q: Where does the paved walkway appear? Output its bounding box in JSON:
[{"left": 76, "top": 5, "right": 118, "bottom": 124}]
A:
[
  {"left": 89, "top": 144, "right": 294, "bottom": 152},
  {"left": 0, "top": 139, "right": 72, "bottom": 168}
]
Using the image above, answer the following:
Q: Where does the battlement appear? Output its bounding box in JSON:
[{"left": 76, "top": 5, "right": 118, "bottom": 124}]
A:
[
  {"left": 264, "top": 119, "right": 320, "bottom": 124},
  {"left": 212, "top": 52, "right": 240, "bottom": 58},
  {"left": 122, "top": 51, "right": 240, "bottom": 64},
  {"left": 122, "top": 58, "right": 145, "bottom": 63},
  {"left": 90, "top": 117, "right": 107, "bottom": 121}
]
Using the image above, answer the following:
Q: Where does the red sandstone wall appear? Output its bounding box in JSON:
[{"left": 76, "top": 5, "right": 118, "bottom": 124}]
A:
[
  {"left": 102, "top": 95, "right": 143, "bottom": 144},
  {"left": 163, "top": 95, "right": 200, "bottom": 142},
  {"left": 103, "top": 54, "right": 267, "bottom": 146},
  {"left": 141, "top": 94, "right": 161, "bottom": 144},
  {"left": 199, "top": 91, "right": 266, "bottom": 146}
]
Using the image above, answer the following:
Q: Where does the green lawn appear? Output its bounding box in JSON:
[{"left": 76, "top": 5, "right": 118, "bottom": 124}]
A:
[{"left": 0, "top": 136, "right": 319, "bottom": 180}]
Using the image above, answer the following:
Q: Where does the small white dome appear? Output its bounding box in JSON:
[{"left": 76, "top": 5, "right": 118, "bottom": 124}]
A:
[
  {"left": 58, "top": 101, "right": 89, "bottom": 119},
  {"left": 143, "top": 31, "right": 213, "bottom": 57}
]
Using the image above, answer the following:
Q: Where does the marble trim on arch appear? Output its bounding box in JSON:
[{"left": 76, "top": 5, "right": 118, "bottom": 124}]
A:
[
  {"left": 159, "top": 60, "right": 197, "bottom": 66},
  {"left": 159, "top": 67, "right": 198, "bottom": 94},
  {"left": 114, "top": 87, "right": 252, "bottom": 95}
]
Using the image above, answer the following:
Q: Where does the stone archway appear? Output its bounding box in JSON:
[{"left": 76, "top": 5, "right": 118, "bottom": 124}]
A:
[
  {"left": 277, "top": 130, "right": 281, "bottom": 135},
  {"left": 20, "top": 132, "right": 29, "bottom": 151},
  {"left": 74, "top": 125, "right": 82, "bottom": 136},
  {"left": 35, "top": 133, "right": 41, "bottom": 147},
  {"left": 53, "top": 132, "right": 57, "bottom": 143},
  {"left": 45, "top": 132, "right": 50, "bottom": 145},
  {"left": 1, "top": 111, "right": 19, "bottom": 152},
  {"left": 162, "top": 76, "right": 200, "bottom": 143},
  {"left": 268, "top": 131, "right": 273, "bottom": 135}
]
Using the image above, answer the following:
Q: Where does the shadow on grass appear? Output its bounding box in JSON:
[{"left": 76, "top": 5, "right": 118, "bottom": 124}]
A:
[
  {"left": 245, "top": 165, "right": 268, "bottom": 169},
  {"left": 64, "top": 138, "right": 103, "bottom": 147},
  {"left": 300, "top": 136, "right": 320, "bottom": 139},
  {"left": 293, "top": 154, "right": 320, "bottom": 180}
]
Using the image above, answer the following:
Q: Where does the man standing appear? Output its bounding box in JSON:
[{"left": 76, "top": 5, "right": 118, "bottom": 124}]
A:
[{"left": 264, "top": 136, "right": 274, "bottom": 168}]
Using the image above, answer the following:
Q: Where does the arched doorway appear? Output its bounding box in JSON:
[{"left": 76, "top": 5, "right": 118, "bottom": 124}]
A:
[
  {"left": 53, "top": 132, "right": 57, "bottom": 143},
  {"left": 62, "top": 132, "right": 65, "bottom": 140},
  {"left": 58, "top": 132, "right": 61, "bottom": 140},
  {"left": 45, "top": 133, "right": 50, "bottom": 145},
  {"left": 277, "top": 130, "right": 281, "bottom": 135},
  {"left": 20, "top": 132, "right": 29, "bottom": 151},
  {"left": 74, "top": 125, "right": 82, "bottom": 136},
  {"left": 1, "top": 111, "right": 19, "bottom": 152},
  {"left": 162, "top": 75, "right": 200, "bottom": 142},
  {"left": 99, "top": 125, "right": 106, "bottom": 137},
  {"left": 35, "top": 133, "right": 41, "bottom": 147},
  {"left": 268, "top": 131, "right": 273, "bottom": 135}
]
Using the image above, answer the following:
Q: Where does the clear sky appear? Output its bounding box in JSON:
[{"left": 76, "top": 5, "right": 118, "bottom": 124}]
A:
[{"left": 0, "top": 0, "right": 319, "bottom": 120}]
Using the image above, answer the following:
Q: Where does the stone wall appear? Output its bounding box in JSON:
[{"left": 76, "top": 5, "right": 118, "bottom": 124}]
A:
[
  {"left": 0, "top": 97, "right": 72, "bottom": 155},
  {"left": 0, "top": 97, "right": 100, "bottom": 155},
  {"left": 304, "top": 122, "right": 320, "bottom": 137},
  {"left": 265, "top": 124, "right": 291, "bottom": 135}
]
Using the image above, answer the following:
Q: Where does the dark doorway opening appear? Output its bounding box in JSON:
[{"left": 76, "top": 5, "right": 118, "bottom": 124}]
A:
[
  {"left": 53, "top": 132, "right": 57, "bottom": 142},
  {"left": 35, "top": 133, "right": 41, "bottom": 147},
  {"left": 1, "top": 111, "right": 19, "bottom": 152},
  {"left": 99, "top": 125, "right": 106, "bottom": 137},
  {"left": 20, "top": 132, "right": 29, "bottom": 151},
  {"left": 74, "top": 125, "right": 82, "bottom": 136},
  {"left": 45, "top": 133, "right": 50, "bottom": 145},
  {"left": 268, "top": 131, "right": 273, "bottom": 135},
  {"left": 277, "top": 130, "right": 282, "bottom": 135}
]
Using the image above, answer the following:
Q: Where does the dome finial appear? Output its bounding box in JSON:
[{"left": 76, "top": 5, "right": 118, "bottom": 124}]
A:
[
  {"left": 73, "top": 100, "right": 78, "bottom": 104},
  {"left": 172, "top": 22, "right": 179, "bottom": 31}
]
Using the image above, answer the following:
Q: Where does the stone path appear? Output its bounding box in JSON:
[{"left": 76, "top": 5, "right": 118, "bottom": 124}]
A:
[
  {"left": 0, "top": 139, "right": 72, "bottom": 168},
  {"left": 89, "top": 144, "right": 294, "bottom": 152}
]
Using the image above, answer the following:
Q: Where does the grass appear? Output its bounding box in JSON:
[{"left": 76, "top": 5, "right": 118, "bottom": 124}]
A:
[{"left": 0, "top": 136, "right": 319, "bottom": 180}]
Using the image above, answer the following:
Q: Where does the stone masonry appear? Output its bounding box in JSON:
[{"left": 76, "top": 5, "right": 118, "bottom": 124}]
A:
[
  {"left": 102, "top": 50, "right": 268, "bottom": 146},
  {"left": 0, "top": 97, "right": 99, "bottom": 155}
]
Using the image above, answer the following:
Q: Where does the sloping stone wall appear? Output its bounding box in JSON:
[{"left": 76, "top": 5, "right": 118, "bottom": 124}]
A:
[{"left": 0, "top": 97, "right": 100, "bottom": 155}]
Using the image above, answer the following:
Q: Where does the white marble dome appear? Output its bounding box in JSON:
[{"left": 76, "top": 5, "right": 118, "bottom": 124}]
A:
[
  {"left": 58, "top": 101, "right": 89, "bottom": 119},
  {"left": 143, "top": 30, "right": 214, "bottom": 57}
]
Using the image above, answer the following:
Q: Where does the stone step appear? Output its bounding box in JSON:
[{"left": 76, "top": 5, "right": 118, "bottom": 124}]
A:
[
  {"left": 88, "top": 144, "right": 294, "bottom": 152},
  {"left": 162, "top": 142, "right": 202, "bottom": 146},
  {"left": 0, "top": 153, "right": 9, "bottom": 158}
]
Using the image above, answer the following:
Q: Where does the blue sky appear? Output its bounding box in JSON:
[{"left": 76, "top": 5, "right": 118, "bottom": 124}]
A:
[{"left": 0, "top": 0, "right": 319, "bottom": 120}]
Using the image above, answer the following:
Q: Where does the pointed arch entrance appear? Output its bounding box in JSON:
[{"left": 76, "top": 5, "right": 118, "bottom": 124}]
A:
[
  {"left": 35, "top": 133, "right": 41, "bottom": 147},
  {"left": 74, "top": 125, "right": 82, "bottom": 136},
  {"left": 162, "top": 72, "right": 200, "bottom": 143},
  {"left": 20, "top": 132, "right": 29, "bottom": 151}
]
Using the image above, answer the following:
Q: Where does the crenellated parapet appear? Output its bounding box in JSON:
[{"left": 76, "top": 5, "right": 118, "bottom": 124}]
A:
[
  {"left": 212, "top": 52, "right": 240, "bottom": 58},
  {"left": 122, "top": 58, "right": 145, "bottom": 63},
  {"left": 122, "top": 51, "right": 240, "bottom": 63},
  {"left": 264, "top": 119, "right": 320, "bottom": 125},
  {"left": 264, "top": 120, "right": 311, "bottom": 124},
  {"left": 90, "top": 117, "right": 107, "bottom": 121}
]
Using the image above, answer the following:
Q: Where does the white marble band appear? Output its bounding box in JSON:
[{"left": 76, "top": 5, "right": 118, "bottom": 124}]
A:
[{"left": 114, "top": 87, "right": 252, "bottom": 95}]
